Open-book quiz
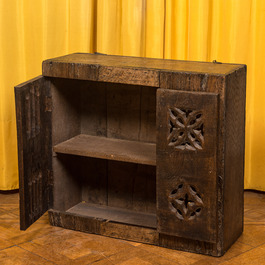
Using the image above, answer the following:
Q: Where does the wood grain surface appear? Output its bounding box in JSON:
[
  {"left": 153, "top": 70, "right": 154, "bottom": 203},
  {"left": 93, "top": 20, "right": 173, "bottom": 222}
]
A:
[
  {"left": 66, "top": 202, "right": 156, "bottom": 228},
  {"left": 53, "top": 134, "right": 156, "bottom": 166},
  {"left": 15, "top": 76, "right": 53, "bottom": 230},
  {"left": 43, "top": 53, "right": 243, "bottom": 80},
  {"left": 156, "top": 89, "right": 218, "bottom": 243}
]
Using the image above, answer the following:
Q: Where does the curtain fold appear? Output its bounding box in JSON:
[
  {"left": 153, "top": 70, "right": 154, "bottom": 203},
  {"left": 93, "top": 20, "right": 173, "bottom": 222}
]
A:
[
  {"left": 0, "top": 0, "right": 265, "bottom": 190},
  {"left": 0, "top": 0, "right": 96, "bottom": 190}
]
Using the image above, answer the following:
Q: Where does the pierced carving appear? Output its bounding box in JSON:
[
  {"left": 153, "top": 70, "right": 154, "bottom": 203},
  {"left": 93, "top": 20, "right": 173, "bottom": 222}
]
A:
[
  {"left": 168, "top": 108, "right": 204, "bottom": 150},
  {"left": 169, "top": 183, "right": 203, "bottom": 220}
]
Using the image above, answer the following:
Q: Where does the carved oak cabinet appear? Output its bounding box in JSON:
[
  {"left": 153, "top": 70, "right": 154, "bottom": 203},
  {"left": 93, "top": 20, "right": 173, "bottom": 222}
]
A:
[{"left": 15, "top": 53, "right": 246, "bottom": 256}]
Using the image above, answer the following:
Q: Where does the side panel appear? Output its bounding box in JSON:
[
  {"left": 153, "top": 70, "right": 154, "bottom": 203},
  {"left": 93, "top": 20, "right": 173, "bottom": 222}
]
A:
[
  {"left": 15, "top": 76, "right": 52, "bottom": 230},
  {"left": 157, "top": 89, "right": 219, "bottom": 243},
  {"left": 223, "top": 67, "right": 246, "bottom": 250}
]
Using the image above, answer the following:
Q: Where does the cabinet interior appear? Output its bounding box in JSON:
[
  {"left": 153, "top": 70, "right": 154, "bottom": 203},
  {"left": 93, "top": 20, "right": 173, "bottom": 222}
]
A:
[{"left": 51, "top": 78, "right": 157, "bottom": 227}]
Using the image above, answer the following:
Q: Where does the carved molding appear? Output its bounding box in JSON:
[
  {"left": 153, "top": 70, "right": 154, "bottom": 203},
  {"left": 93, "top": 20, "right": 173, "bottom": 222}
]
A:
[
  {"left": 168, "top": 108, "right": 204, "bottom": 150},
  {"left": 169, "top": 183, "right": 204, "bottom": 221}
]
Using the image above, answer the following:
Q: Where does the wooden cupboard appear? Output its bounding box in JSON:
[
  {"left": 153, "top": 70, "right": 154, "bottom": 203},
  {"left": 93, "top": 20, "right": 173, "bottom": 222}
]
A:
[{"left": 15, "top": 53, "right": 246, "bottom": 256}]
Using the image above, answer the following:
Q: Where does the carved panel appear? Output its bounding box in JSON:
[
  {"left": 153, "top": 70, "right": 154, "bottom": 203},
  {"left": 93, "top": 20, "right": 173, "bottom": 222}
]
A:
[
  {"left": 157, "top": 89, "right": 218, "bottom": 243},
  {"left": 169, "top": 183, "right": 203, "bottom": 221},
  {"left": 168, "top": 108, "right": 204, "bottom": 150}
]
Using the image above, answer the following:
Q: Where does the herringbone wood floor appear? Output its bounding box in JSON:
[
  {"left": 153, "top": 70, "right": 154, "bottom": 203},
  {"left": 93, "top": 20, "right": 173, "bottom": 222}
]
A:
[{"left": 0, "top": 191, "right": 265, "bottom": 264}]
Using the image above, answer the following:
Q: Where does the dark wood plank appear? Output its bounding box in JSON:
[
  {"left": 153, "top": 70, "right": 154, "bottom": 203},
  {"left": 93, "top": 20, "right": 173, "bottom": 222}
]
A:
[
  {"left": 53, "top": 134, "right": 156, "bottom": 166},
  {"left": 98, "top": 66, "right": 159, "bottom": 86},
  {"left": 223, "top": 66, "right": 246, "bottom": 250},
  {"left": 52, "top": 154, "right": 82, "bottom": 211},
  {"left": 160, "top": 71, "right": 225, "bottom": 94},
  {"left": 156, "top": 89, "right": 219, "bottom": 243},
  {"left": 79, "top": 157, "right": 108, "bottom": 206},
  {"left": 48, "top": 209, "right": 158, "bottom": 245},
  {"left": 159, "top": 234, "right": 217, "bottom": 256},
  {"left": 106, "top": 84, "right": 141, "bottom": 141},
  {"left": 80, "top": 82, "right": 156, "bottom": 142},
  {"left": 50, "top": 79, "right": 82, "bottom": 211},
  {"left": 42, "top": 61, "right": 99, "bottom": 82},
  {"left": 80, "top": 81, "right": 107, "bottom": 136},
  {"left": 50, "top": 78, "right": 81, "bottom": 146},
  {"left": 107, "top": 161, "right": 136, "bottom": 210},
  {"left": 48, "top": 209, "right": 223, "bottom": 255},
  {"left": 100, "top": 222, "right": 159, "bottom": 244},
  {"left": 15, "top": 76, "right": 52, "bottom": 230},
  {"left": 130, "top": 164, "right": 156, "bottom": 213},
  {"left": 43, "top": 53, "right": 244, "bottom": 81},
  {"left": 66, "top": 202, "right": 156, "bottom": 228},
  {"left": 107, "top": 161, "right": 156, "bottom": 213},
  {"left": 159, "top": 71, "right": 227, "bottom": 255},
  {"left": 139, "top": 86, "right": 157, "bottom": 143},
  {"left": 48, "top": 209, "right": 101, "bottom": 234}
]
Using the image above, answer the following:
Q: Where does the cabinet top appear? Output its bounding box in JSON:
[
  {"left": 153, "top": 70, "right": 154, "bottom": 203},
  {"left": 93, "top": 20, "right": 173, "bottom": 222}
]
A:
[{"left": 42, "top": 53, "right": 245, "bottom": 86}]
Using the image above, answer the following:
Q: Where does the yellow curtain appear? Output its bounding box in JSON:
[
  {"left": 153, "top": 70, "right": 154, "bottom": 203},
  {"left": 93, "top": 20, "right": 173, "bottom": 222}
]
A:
[
  {"left": 0, "top": 0, "right": 96, "bottom": 190},
  {"left": 1, "top": 0, "right": 265, "bottom": 191}
]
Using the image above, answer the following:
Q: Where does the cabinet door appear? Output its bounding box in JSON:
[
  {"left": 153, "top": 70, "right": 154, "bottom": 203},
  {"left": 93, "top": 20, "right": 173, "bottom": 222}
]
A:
[
  {"left": 15, "top": 76, "right": 53, "bottom": 230},
  {"left": 156, "top": 89, "right": 218, "bottom": 243}
]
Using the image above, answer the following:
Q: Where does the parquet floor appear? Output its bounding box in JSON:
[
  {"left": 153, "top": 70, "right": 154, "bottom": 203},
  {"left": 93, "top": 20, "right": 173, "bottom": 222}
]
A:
[{"left": 0, "top": 191, "right": 265, "bottom": 264}]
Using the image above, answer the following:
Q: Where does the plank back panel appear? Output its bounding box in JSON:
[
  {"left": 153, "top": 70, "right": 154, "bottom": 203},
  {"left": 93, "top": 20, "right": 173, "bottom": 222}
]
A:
[
  {"left": 80, "top": 81, "right": 156, "bottom": 143},
  {"left": 80, "top": 157, "right": 108, "bottom": 206},
  {"left": 106, "top": 84, "right": 141, "bottom": 141},
  {"left": 50, "top": 79, "right": 82, "bottom": 211},
  {"left": 139, "top": 86, "right": 157, "bottom": 143},
  {"left": 81, "top": 81, "right": 107, "bottom": 136},
  {"left": 107, "top": 161, "right": 156, "bottom": 213}
]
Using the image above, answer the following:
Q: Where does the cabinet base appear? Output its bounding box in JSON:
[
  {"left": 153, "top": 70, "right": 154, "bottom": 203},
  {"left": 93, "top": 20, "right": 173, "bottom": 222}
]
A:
[{"left": 48, "top": 209, "right": 224, "bottom": 257}]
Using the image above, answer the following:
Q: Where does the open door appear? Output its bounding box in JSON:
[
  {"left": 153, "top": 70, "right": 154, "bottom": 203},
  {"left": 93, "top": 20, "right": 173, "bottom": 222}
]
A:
[
  {"left": 156, "top": 89, "right": 219, "bottom": 243},
  {"left": 15, "top": 76, "right": 53, "bottom": 230}
]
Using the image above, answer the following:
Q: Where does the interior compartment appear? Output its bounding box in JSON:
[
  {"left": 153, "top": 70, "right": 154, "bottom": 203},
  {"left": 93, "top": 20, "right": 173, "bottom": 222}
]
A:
[{"left": 50, "top": 78, "right": 157, "bottom": 226}]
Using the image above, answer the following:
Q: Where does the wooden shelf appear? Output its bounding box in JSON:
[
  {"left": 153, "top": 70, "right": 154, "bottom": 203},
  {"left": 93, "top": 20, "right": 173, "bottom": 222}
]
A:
[
  {"left": 66, "top": 202, "right": 157, "bottom": 229},
  {"left": 53, "top": 134, "right": 156, "bottom": 166}
]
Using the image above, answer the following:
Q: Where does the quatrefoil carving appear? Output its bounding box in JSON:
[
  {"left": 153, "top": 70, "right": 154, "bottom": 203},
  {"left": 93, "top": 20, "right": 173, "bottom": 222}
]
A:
[
  {"left": 168, "top": 108, "right": 204, "bottom": 150},
  {"left": 169, "top": 183, "right": 203, "bottom": 221}
]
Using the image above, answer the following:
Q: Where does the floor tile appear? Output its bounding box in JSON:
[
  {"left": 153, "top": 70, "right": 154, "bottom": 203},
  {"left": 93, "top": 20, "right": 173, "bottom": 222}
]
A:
[
  {"left": 0, "top": 190, "right": 265, "bottom": 264},
  {"left": 0, "top": 246, "right": 54, "bottom": 265},
  {"left": 0, "top": 192, "right": 19, "bottom": 204},
  {"left": 237, "top": 224, "right": 265, "bottom": 247},
  {"left": 137, "top": 244, "right": 198, "bottom": 264},
  {"left": 108, "top": 247, "right": 182, "bottom": 265},
  {"left": 0, "top": 238, "right": 14, "bottom": 250},
  {"left": 220, "top": 243, "right": 265, "bottom": 265},
  {"left": 90, "top": 258, "right": 115, "bottom": 265}
]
